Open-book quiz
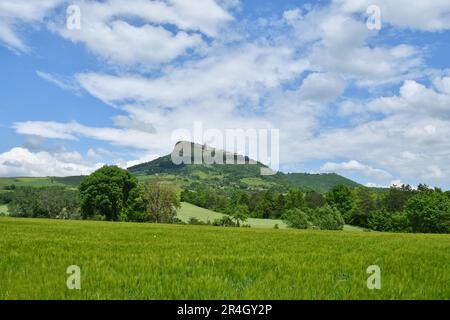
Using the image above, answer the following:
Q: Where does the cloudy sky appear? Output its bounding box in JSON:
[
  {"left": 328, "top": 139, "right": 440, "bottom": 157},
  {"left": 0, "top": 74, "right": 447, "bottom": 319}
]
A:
[{"left": 1, "top": 0, "right": 450, "bottom": 189}]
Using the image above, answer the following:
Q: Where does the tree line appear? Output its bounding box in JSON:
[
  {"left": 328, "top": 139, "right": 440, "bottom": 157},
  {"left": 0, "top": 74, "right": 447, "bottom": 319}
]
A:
[
  {"left": 2, "top": 166, "right": 181, "bottom": 224},
  {"left": 1, "top": 165, "right": 449, "bottom": 233},
  {"left": 181, "top": 183, "right": 450, "bottom": 233}
]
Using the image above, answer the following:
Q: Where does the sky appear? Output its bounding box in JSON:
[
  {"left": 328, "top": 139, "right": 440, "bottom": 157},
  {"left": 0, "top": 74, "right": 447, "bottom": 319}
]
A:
[{"left": 1, "top": 0, "right": 450, "bottom": 189}]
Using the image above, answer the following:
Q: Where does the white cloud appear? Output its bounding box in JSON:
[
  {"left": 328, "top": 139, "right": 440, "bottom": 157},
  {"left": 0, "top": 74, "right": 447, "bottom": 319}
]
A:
[
  {"left": 368, "top": 77, "right": 450, "bottom": 116},
  {"left": 321, "top": 160, "right": 392, "bottom": 180},
  {"left": 12, "top": 121, "right": 164, "bottom": 150},
  {"left": 298, "top": 73, "right": 346, "bottom": 102},
  {"left": 0, "top": 0, "right": 63, "bottom": 52},
  {"left": 336, "top": 0, "right": 450, "bottom": 31},
  {"left": 52, "top": 0, "right": 232, "bottom": 67},
  {"left": 75, "top": 44, "right": 309, "bottom": 107},
  {"left": 0, "top": 147, "right": 102, "bottom": 177},
  {"left": 283, "top": 5, "right": 424, "bottom": 86},
  {"left": 36, "top": 71, "right": 81, "bottom": 94}
]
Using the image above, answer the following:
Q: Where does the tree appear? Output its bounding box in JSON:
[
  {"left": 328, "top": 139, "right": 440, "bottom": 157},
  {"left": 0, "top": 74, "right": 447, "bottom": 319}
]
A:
[
  {"left": 79, "top": 166, "right": 139, "bottom": 221},
  {"left": 229, "top": 204, "right": 249, "bottom": 227},
  {"left": 382, "top": 184, "right": 415, "bottom": 213},
  {"left": 283, "top": 208, "right": 309, "bottom": 229},
  {"left": 406, "top": 189, "right": 450, "bottom": 233},
  {"left": 349, "top": 187, "right": 376, "bottom": 227},
  {"left": 305, "top": 191, "right": 326, "bottom": 209},
  {"left": 143, "top": 183, "right": 180, "bottom": 223},
  {"left": 310, "top": 205, "right": 345, "bottom": 230},
  {"left": 8, "top": 187, "right": 79, "bottom": 219},
  {"left": 368, "top": 210, "right": 409, "bottom": 233},
  {"left": 325, "top": 185, "right": 355, "bottom": 222},
  {"left": 285, "top": 188, "right": 305, "bottom": 210}
]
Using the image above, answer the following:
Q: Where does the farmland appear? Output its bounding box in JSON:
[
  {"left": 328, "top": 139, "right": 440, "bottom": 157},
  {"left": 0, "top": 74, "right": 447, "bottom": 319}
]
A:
[
  {"left": 0, "top": 217, "right": 449, "bottom": 300},
  {"left": 178, "top": 202, "right": 288, "bottom": 229}
]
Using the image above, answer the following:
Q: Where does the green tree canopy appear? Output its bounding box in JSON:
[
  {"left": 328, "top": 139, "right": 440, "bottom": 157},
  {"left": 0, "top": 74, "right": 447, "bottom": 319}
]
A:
[
  {"left": 143, "top": 183, "right": 180, "bottom": 223},
  {"left": 79, "top": 166, "right": 139, "bottom": 221},
  {"left": 325, "top": 185, "right": 355, "bottom": 222},
  {"left": 406, "top": 189, "right": 450, "bottom": 233}
]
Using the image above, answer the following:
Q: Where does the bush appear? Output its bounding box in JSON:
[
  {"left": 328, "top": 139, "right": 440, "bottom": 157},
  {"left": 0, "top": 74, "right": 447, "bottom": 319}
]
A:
[
  {"left": 406, "top": 190, "right": 450, "bottom": 234},
  {"left": 212, "top": 216, "right": 236, "bottom": 227},
  {"left": 283, "top": 206, "right": 344, "bottom": 230},
  {"left": 310, "top": 205, "right": 344, "bottom": 230},
  {"left": 368, "top": 210, "right": 409, "bottom": 233},
  {"left": 188, "top": 217, "right": 207, "bottom": 225},
  {"left": 283, "top": 209, "right": 309, "bottom": 229},
  {"left": 0, "top": 191, "right": 14, "bottom": 204}
]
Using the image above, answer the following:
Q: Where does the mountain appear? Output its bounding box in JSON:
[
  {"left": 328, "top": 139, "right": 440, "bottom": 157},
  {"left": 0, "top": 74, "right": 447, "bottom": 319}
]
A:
[
  {"left": 0, "top": 142, "right": 361, "bottom": 193},
  {"left": 128, "top": 141, "right": 360, "bottom": 193}
]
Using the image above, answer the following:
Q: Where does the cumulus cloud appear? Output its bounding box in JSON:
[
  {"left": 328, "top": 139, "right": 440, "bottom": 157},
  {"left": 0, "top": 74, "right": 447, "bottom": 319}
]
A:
[
  {"left": 298, "top": 73, "right": 346, "bottom": 102},
  {"left": 51, "top": 0, "right": 232, "bottom": 67},
  {"left": 75, "top": 44, "right": 309, "bottom": 107},
  {"left": 321, "top": 160, "right": 392, "bottom": 180},
  {"left": 336, "top": 0, "right": 450, "bottom": 31},
  {"left": 4, "top": 0, "right": 450, "bottom": 189},
  {"left": 0, "top": 147, "right": 102, "bottom": 177},
  {"left": 283, "top": 5, "right": 424, "bottom": 86},
  {"left": 368, "top": 77, "right": 450, "bottom": 117}
]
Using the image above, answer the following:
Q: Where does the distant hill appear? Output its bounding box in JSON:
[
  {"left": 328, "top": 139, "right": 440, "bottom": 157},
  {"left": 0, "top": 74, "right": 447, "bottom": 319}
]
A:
[
  {"left": 0, "top": 142, "right": 361, "bottom": 193},
  {"left": 128, "top": 141, "right": 361, "bottom": 193},
  {"left": 280, "top": 173, "right": 360, "bottom": 194},
  {"left": 0, "top": 176, "right": 84, "bottom": 189}
]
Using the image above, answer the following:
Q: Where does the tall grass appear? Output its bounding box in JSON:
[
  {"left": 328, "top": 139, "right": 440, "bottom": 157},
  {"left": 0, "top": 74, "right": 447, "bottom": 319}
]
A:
[{"left": 0, "top": 217, "right": 449, "bottom": 300}]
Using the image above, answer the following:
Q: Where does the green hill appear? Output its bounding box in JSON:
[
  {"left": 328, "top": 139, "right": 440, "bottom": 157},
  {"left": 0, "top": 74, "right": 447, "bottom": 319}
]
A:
[
  {"left": 281, "top": 173, "right": 360, "bottom": 193},
  {"left": 0, "top": 142, "right": 361, "bottom": 194},
  {"left": 129, "top": 141, "right": 360, "bottom": 193},
  {"left": 0, "top": 176, "right": 84, "bottom": 189}
]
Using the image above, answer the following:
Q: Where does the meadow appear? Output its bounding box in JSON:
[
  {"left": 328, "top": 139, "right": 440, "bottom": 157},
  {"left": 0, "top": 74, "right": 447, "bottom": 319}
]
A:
[
  {"left": 178, "top": 202, "right": 288, "bottom": 229},
  {"left": 0, "top": 217, "right": 449, "bottom": 300},
  {"left": 0, "top": 205, "right": 8, "bottom": 215}
]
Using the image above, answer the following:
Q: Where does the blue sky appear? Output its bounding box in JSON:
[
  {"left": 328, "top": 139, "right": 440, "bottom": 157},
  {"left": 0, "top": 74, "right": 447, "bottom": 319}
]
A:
[{"left": 1, "top": 0, "right": 450, "bottom": 189}]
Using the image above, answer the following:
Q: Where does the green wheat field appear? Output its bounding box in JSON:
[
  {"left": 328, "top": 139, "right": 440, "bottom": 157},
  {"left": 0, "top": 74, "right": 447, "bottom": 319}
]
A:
[{"left": 0, "top": 217, "right": 449, "bottom": 300}]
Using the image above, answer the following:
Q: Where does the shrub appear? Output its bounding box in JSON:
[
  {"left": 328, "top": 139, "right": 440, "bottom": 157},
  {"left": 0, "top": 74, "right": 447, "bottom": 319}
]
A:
[
  {"left": 188, "top": 217, "right": 207, "bottom": 225},
  {"left": 283, "top": 209, "right": 309, "bottom": 229},
  {"left": 310, "top": 205, "right": 344, "bottom": 230},
  {"left": 368, "top": 210, "right": 409, "bottom": 233},
  {"left": 212, "top": 216, "right": 236, "bottom": 227},
  {"left": 406, "top": 190, "right": 450, "bottom": 234}
]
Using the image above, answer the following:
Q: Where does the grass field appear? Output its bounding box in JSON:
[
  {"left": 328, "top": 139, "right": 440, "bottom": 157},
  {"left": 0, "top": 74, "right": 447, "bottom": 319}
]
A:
[
  {"left": 178, "top": 202, "right": 363, "bottom": 231},
  {"left": 0, "top": 205, "right": 8, "bottom": 215},
  {"left": 178, "top": 202, "right": 287, "bottom": 229},
  {"left": 0, "top": 217, "right": 449, "bottom": 300}
]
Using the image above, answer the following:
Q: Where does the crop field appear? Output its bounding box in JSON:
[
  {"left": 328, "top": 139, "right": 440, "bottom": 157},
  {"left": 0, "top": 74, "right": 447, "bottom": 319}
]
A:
[
  {"left": 0, "top": 217, "right": 449, "bottom": 300},
  {"left": 178, "top": 202, "right": 288, "bottom": 229}
]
